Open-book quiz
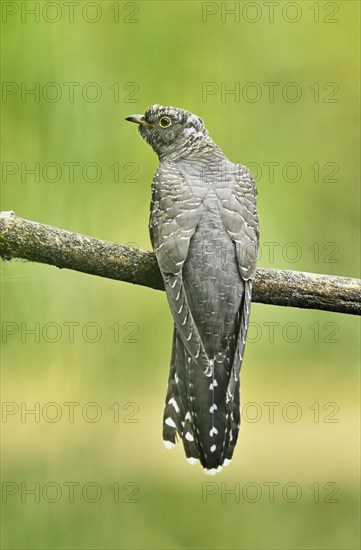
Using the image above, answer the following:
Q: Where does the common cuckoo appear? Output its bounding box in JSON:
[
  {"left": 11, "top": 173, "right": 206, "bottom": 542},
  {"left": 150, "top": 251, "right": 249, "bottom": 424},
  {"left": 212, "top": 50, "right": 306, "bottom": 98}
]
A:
[{"left": 126, "top": 105, "right": 259, "bottom": 475}]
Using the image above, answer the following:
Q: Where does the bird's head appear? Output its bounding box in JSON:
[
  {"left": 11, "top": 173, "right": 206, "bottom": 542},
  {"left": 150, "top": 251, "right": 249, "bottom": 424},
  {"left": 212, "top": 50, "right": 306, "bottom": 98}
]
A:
[{"left": 125, "top": 104, "right": 209, "bottom": 160}]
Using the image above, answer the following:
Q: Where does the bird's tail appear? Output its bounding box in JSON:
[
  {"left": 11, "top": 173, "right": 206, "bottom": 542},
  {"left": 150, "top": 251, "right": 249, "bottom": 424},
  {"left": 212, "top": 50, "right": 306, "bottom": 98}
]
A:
[
  {"left": 224, "top": 280, "right": 253, "bottom": 461},
  {"left": 162, "top": 281, "right": 252, "bottom": 475},
  {"left": 162, "top": 329, "right": 238, "bottom": 474},
  {"left": 162, "top": 328, "right": 200, "bottom": 462}
]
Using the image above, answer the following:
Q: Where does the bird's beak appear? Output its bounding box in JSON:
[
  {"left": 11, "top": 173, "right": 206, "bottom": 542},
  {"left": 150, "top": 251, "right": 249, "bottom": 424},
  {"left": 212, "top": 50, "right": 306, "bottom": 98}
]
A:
[{"left": 125, "top": 115, "right": 148, "bottom": 125}]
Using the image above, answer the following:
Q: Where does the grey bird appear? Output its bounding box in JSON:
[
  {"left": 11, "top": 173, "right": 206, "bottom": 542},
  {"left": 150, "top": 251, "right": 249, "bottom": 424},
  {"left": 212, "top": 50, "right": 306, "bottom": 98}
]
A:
[{"left": 126, "top": 105, "right": 259, "bottom": 475}]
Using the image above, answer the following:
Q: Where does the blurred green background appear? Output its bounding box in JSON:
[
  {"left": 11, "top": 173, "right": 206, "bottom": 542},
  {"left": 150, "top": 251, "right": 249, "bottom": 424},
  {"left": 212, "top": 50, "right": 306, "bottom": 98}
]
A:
[{"left": 1, "top": 1, "right": 360, "bottom": 549}]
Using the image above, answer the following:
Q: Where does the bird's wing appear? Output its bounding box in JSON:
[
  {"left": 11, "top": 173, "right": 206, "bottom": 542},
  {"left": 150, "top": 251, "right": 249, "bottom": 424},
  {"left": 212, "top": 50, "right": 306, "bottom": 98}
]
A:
[
  {"left": 215, "top": 162, "right": 259, "bottom": 400},
  {"left": 216, "top": 163, "right": 259, "bottom": 281},
  {"left": 149, "top": 163, "right": 212, "bottom": 376}
]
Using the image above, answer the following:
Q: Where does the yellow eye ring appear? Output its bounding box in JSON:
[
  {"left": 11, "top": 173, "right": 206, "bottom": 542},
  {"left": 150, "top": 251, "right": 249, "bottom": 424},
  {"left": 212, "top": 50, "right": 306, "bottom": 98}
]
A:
[{"left": 159, "top": 116, "right": 172, "bottom": 128}]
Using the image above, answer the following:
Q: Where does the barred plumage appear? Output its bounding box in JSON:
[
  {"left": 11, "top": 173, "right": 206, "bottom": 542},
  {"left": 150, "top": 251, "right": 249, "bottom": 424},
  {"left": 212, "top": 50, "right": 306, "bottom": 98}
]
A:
[{"left": 126, "top": 105, "right": 259, "bottom": 475}]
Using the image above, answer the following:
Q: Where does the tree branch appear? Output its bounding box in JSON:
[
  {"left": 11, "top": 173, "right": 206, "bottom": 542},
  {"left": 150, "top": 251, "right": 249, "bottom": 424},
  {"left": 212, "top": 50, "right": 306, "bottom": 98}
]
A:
[{"left": 1, "top": 211, "right": 360, "bottom": 316}]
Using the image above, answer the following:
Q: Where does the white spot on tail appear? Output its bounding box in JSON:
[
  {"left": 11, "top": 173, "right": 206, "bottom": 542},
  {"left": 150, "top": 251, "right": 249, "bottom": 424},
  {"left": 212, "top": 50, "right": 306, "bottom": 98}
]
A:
[
  {"left": 223, "top": 458, "right": 231, "bottom": 467},
  {"left": 209, "top": 404, "right": 218, "bottom": 413},
  {"left": 210, "top": 444, "right": 216, "bottom": 452},
  {"left": 165, "top": 417, "right": 176, "bottom": 428},
  {"left": 168, "top": 397, "right": 179, "bottom": 413},
  {"left": 187, "top": 457, "right": 198, "bottom": 465},
  {"left": 185, "top": 411, "right": 192, "bottom": 421},
  {"left": 163, "top": 440, "right": 175, "bottom": 450},
  {"left": 209, "top": 427, "right": 218, "bottom": 437},
  {"left": 185, "top": 432, "right": 194, "bottom": 442},
  {"left": 209, "top": 379, "right": 218, "bottom": 390},
  {"left": 204, "top": 468, "right": 217, "bottom": 476}
]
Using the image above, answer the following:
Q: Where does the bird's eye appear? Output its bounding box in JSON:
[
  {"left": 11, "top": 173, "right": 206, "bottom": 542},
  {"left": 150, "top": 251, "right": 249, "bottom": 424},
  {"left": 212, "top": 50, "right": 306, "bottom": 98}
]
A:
[{"left": 159, "top": 116, "right": 172, "bottom": 128}]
